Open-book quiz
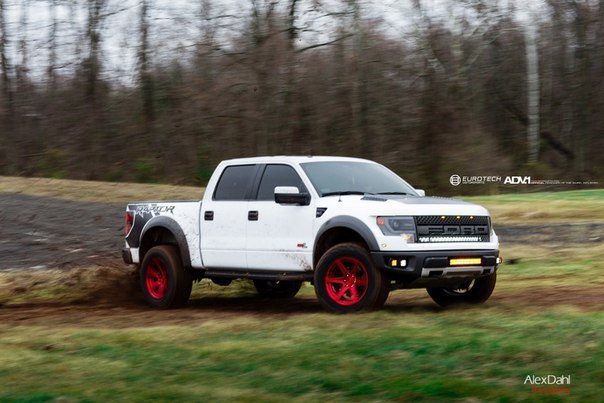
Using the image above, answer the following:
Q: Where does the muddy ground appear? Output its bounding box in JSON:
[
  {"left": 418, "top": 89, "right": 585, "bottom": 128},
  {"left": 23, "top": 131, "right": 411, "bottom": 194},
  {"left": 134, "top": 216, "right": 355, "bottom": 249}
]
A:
[
  {"left": 1, "top": 286, "right": 603, "bottom": 327},
  {"left": 0, "top": 192, "right": 603, "bottom": 321},
  {"left": 0, "top": 193, "right": 123, "bottom": 270}
]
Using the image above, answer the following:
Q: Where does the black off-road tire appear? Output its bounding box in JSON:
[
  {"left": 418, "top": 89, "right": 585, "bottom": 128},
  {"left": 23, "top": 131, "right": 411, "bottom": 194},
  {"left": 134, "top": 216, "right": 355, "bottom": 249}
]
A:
[
  {"left": 314, "top": 243, "right": 388, "bottom": 313},
  {"left": 253, "top": 280, "right": 303, "bottom": 299},
  {"left": 427, "top": 272, "right": 497, "bottom": 307},
  {"left": 140, "top": 245, "right": 193, "bottom": 309}
]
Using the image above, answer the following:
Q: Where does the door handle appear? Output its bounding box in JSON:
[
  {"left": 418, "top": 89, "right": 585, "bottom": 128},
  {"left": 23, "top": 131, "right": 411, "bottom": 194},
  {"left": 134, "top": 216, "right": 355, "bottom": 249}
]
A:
[
  {"left": 204, "top": 211, "right": 214, "bottom": 221},
  {"left": 248, "top": 210, "right": 258, "bottom": 221}
]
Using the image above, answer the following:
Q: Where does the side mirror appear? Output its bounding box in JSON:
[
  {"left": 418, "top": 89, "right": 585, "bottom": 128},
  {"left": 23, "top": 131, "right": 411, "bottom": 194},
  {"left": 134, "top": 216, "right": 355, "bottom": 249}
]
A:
[
  {"left": 274, "top": 186, "right": 310, "bottom": 205},
  {"left": 416, "top": 189, "right": 426, "bottom": 197}
]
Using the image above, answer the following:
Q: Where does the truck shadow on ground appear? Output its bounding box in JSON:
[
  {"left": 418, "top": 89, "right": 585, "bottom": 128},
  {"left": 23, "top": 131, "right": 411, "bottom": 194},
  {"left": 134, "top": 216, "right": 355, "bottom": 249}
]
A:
[{"left": 185, "top": 295, "right": 442, "bottom": 314}]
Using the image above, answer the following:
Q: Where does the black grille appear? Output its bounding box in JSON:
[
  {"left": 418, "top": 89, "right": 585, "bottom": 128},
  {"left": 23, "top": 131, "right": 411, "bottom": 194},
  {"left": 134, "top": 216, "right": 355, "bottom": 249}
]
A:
[
  {"left": 414, "top": 216, "right": 490, "bottom": 243},
  {"left": 415, "top": 215, "right": 490, "bottom": 225}
]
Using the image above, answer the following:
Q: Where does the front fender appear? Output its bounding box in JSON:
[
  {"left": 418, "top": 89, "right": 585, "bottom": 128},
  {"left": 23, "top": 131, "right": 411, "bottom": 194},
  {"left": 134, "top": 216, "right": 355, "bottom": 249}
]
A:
[{"left": 314, "top": 215, "right": 379, "bottom": 252}]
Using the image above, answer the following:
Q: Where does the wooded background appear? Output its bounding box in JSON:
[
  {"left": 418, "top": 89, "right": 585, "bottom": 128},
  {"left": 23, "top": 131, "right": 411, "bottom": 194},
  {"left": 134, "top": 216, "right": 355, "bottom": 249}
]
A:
[{"left": 0, "top": 0, "right": 602, "bottom": 194}]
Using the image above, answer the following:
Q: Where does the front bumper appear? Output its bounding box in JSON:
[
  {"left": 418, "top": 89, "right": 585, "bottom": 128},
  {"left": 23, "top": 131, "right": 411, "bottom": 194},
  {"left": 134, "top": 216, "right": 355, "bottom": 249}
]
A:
[{"left": 371, "top": 249, "right": 500, "bottom": 289}]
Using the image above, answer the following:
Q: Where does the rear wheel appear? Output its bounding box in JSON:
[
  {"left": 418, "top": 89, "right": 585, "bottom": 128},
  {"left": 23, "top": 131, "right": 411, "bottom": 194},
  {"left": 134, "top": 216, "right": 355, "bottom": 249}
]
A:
[
  {"left": 140, "top": 245, "right": 192, "bottom": 308},
  {"left": 253, "top": 280, "right": 302, "bottom": 298},
  {"left": 427, "top": 272, "right": 497, "bottom": 307},
  {"left": 314, "top": 243, "right": 387, "bottom": 313}
]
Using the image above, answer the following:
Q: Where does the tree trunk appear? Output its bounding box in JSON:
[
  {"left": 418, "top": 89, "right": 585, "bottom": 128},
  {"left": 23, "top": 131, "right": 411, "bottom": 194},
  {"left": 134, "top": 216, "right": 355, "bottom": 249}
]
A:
[
  {"left": 525, "top": 25, "right": 540, "bottom": 164},
  {"left": 85, "top": 0, "right": 104, "bottom": 100},
  {"left": 139, "top": 0, "right": 154, "bottom": 123},
  {"left": 48, "top": 0, "right": 58, "bottom": 89},
  {"left": 0, "top": 0, "right": 14, "bottom": 173}
]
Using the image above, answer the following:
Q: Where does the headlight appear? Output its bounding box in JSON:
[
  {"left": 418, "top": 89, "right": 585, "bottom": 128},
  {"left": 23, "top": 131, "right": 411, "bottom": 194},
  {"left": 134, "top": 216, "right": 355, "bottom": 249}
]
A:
[{"left": 376, "top": 216, "right": 416, "bottom": 242}]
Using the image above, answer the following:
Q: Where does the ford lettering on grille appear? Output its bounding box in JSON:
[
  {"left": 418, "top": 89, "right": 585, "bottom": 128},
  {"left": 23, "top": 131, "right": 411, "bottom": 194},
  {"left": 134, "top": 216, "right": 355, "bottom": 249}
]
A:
[
  {"left": 418, "top": 225, "right": 489, "bottom": 235},
  {"left": 415, "top": 216, "right": 491, "bottom": 243}
]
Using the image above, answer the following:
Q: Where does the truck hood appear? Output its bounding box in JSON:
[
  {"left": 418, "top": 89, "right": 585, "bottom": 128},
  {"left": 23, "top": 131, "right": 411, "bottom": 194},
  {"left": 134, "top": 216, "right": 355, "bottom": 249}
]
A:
[{"left": 319, "top": 195, "right": 490, "bottom": 217}]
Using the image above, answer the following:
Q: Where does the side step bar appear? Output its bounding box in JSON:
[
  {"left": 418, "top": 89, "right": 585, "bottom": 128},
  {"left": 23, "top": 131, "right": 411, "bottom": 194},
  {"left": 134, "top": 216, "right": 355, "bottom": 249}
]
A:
[{"left": 199, "top": 269, "right": 313, "bottom": 282}]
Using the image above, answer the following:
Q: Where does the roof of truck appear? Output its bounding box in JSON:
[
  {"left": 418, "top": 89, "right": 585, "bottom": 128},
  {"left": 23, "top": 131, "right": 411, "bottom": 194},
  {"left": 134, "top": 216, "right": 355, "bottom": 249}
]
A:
[{"left": 219, "top": 156, "right": 376, "bottom": 165}]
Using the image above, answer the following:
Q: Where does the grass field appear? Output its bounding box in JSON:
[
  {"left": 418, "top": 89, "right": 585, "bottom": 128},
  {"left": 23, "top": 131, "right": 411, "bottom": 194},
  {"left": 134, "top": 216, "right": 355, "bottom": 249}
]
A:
[
  {"left": 0, "top": 303, "right": 601, "bottom": 402},
  {"left": 0, "top": 177, "right": 603, "bottom": 401}
]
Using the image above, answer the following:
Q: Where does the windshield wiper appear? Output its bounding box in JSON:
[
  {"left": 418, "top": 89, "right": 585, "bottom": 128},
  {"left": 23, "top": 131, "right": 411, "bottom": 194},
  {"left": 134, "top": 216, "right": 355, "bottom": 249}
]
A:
[{"left": 322, "top": 191, "right": 368, "bottom": 197}]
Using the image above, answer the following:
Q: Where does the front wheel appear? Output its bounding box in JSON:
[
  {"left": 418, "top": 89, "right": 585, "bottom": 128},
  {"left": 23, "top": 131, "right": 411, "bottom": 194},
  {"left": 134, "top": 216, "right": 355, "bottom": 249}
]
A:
[
  {"left": 314, "top": 243, "right": 388, "bottom": 313},
  {"left": 140, "top": 245, "right": 192, "bottom": 308},
  {"left": 427, "top": 272, "right": 497, "bottom": 307},
  {"left": 253, "top": 280, "right": 302, "bottom": 298}
]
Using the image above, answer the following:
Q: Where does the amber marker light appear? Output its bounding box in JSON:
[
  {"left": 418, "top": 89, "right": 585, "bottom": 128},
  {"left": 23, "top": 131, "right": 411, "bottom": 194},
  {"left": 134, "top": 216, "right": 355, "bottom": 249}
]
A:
[{"left": 450, "top": 257, "right": 482, "bottom": 266}]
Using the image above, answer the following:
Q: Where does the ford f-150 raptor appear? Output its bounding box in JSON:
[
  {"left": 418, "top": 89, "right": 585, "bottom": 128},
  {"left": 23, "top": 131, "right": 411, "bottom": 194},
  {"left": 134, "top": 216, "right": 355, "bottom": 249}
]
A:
[{"left": 122, "top": 156, "right": 501, "bottom": 313}]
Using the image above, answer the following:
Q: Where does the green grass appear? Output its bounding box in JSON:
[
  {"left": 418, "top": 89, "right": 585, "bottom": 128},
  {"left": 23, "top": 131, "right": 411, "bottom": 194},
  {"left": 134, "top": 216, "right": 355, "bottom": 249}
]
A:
[
  {"left": 0, "top": 245, "right": 602, "bottom": 402},
  {"left": 466, "top": 189, "right": 604, "bottom": 202},
  {"left": 0, "top": 307, "right": 601, "bottom": 402},
  {"left": 495, "top": 245, "right": 604, "bottom": 290},
  {"left": 463, "top": 189, "right": 604, "bottom": 224}
]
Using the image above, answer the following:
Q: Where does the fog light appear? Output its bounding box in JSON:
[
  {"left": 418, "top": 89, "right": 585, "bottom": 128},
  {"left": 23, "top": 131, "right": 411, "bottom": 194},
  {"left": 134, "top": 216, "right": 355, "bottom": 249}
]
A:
[
  {"left": 496, "top": 257, "right": 503, "bottom": 264},
  {"left": 390, "top": 258, "right": 407, "bottom": 268}
]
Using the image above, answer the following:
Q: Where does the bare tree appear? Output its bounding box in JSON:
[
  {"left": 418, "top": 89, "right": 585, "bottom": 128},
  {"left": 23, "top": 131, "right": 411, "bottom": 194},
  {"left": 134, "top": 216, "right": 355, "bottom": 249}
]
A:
[
  {"left": 16, "top": 0, "right": 29, "bottom": 84},
  {"left": 48, "top": 0, "right": 58, "bottom": 89},
  {"left": 139, "top": 0, "right": 154, "bottom": 123},
  {"left": 525, "top": 24, "right": 540, "bottom": 164},
  {"left": 0, "top": 0, "right": 14, "bottom": 173},
  {"left": 84, "top": 0, "right": 105, "bottom": 100},
  {"left": 0, "top": 0, "right": 12, "bottom": 113},
  {"left": 348, "top": 0, "right": 368, "bottom": 156}
]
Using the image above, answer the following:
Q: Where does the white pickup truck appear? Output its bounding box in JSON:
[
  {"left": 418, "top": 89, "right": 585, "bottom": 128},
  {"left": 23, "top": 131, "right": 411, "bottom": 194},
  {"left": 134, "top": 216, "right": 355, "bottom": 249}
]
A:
[{"left": 122, "top": 156, "right": 501, "bottom": 313}]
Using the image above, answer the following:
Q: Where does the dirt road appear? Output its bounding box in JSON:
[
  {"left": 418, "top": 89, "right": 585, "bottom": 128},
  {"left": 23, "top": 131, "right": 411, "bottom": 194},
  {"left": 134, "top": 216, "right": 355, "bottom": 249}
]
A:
[{"left": 0, "top": 193, "right": 122, "bottom": 270}]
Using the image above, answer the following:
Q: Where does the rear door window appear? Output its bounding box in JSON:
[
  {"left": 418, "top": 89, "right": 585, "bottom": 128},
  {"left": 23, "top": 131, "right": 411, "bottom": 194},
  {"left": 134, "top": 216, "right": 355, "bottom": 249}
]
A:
[{"left": 214, "top": 165, "right": 257, "bottom": 201}]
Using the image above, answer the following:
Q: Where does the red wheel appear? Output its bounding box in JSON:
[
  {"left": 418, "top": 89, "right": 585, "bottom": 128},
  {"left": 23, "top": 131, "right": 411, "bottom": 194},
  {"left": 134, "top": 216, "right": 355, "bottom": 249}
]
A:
[
  {"left": 145, "top": 258, "right": 169, "bottom": 299},
  {"left": 314, "top": 243, "right": 387, "bottom": 313},
  {"left": 140, "top": 245, "right": 192, "bottom": 308},
  {"left": 324, "top": 257, "right": 369, "bottom": 306}
]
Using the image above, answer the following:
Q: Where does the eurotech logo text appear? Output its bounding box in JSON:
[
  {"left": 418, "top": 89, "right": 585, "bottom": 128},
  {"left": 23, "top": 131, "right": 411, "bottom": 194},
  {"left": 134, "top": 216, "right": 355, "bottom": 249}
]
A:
[
  {"left": 524, "top": 374, "right": 571, "bottom": 396},
  {"left": 449, "top": 174, "right": 599, "bottom": 187}
]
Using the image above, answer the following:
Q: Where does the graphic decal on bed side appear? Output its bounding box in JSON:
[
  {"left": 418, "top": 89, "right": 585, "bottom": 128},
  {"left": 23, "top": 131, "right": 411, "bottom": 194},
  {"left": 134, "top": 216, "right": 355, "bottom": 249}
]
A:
[{"left": 126, "top": 204, "right": 176, "bottom": 248}]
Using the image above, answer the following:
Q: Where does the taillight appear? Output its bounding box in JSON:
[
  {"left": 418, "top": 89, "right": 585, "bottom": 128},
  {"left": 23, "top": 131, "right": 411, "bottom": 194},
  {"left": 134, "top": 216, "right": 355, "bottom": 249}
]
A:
[{"left": 125, "top": 211, "right": 134, "bottom": 235}]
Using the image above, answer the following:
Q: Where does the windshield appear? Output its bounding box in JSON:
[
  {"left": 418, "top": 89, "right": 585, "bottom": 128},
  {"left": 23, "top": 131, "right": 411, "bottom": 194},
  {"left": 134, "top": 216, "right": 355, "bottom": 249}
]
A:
[{"left": 301, "top": 161, "right": 418, "bottom": 197}]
